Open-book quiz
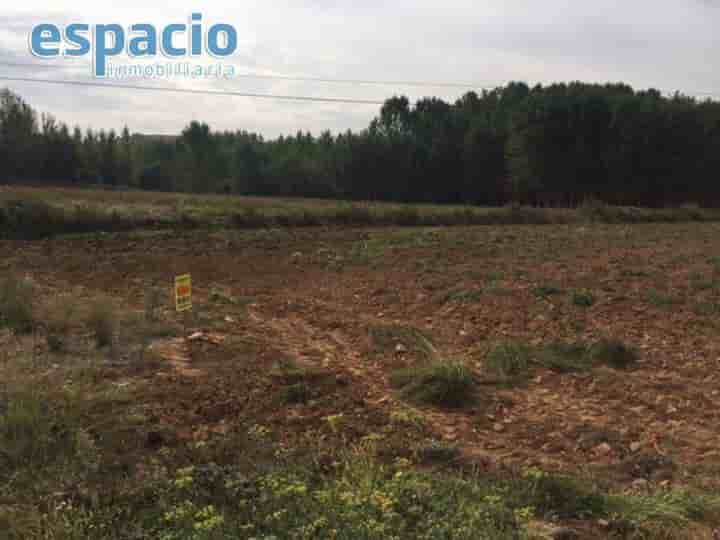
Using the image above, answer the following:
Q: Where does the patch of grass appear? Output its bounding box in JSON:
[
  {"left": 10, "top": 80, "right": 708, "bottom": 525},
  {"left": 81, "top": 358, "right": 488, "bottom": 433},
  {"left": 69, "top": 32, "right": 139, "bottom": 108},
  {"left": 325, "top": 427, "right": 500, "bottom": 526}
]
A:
[
  {"left": 536, "top": 342, "right": 593, "bottom": 373},
  {"left": 209, "top": 288, "right": 236, "bottom": 305},
  {"left": 390, "top": 360, "right": 475, "bottom": 408},
  {"left": 278, "top": 383, "right": 312, "bottom": 405},
  {"left": 694, "top": 302, "right": 720, "bottom": 316},
  {"left": 143, "top": 286, "right": 163, "bottom": 322},
  {"left": 606, "top": 490, "right": 720, "bottom": 539},
  {"left": 647, "top": 289, "right": 680, "bottom": 308},
  {"left": 44, "top": 298, "right": 77, "bottom": 352},
  {"left": 532, "top": 285, "right": 563, "bottom": 298},
  {"left": 271, "top": 358, "right": 330, "bottom": 385},
  {"left": 485, "top": 342, "right": 533, "bottom": 379},
  {"left": 369, "top": 324, "right": 436, "bottom": 361},
  {"left": 621, "top": 269, "right": 652, "bottom": 278},
  {"left": 389, "top": 407, "right": 426, "bottom": 428},
  {"left": 0, "top": 274, "right": 34, "bottom": 333},
  {"left": 0, "top": 389, "right": 81, "bottom": 486},
  {"left": 588, "top": 339, "right": 639, "bottom": 370},
  {"left": 415, "top": 440, "right": 462, "bottom": 465},
  {"left": 571, "top": 290, "right": 596, "bottom": 308},
  {"left": 87, "top": 298, "right": 117, "bottom": 348},
  {"left": 445, "top": 288, "right": 484, "bottom": 303},
  {"left": 513, "top": 469, "right": 607, "bottom": 520}
]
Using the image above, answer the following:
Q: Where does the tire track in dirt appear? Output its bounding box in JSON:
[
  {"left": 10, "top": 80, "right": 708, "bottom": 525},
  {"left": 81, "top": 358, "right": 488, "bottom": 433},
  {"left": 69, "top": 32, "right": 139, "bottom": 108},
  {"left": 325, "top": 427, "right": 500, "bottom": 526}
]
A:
[{"left": 245, "top": 301, "right": 504, "bottom": 470}]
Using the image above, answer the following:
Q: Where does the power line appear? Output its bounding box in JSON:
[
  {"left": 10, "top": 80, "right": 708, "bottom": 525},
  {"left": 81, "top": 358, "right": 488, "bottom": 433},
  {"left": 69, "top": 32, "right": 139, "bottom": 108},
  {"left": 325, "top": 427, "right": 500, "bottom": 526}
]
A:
[
  {"left": 0, "top": 75, "right": 385, "bottom": 105},
  {"left": 2, "top": 61, "right": 719, "bottom": 99},
  {"left": 0, "top": 61, "right": 501, "bottom": 90}
]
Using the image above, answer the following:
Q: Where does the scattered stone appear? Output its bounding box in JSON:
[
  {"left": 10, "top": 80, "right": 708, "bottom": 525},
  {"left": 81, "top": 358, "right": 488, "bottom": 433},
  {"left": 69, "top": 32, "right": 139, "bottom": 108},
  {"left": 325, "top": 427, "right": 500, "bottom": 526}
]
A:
[
  {"left": 631, "top": 478, "right": 649, "bottom": 490},
  {"left": 291, "top": 252, "right": 303, "bottom": 259},
  {"left": 335, "top": 375, "right": 349, "bottom": 386},
  {"left": 597, "top": 519, "right": 610, "bottom": 528},
  {"left": 493, "top": 423, "right": 504, "bottom": 433},
  {"left": 395, "top": 343, "right": 408, "bottom": 354},
  {"left": 630, "top": 442, "right": 642, "bottom": 453},
  {"left": 594, "top": 443, "right": 612, "bottom": 456}
]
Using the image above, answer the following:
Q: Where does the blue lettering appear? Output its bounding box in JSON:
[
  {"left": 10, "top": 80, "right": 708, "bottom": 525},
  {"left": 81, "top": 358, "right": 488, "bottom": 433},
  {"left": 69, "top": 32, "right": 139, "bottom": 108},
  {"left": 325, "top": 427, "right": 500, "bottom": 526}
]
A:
[
  {"left": 162, "top": 24, "right": 186, "bottom": 56},
  {"left": 206, "top": 24, "right": 237, "bottom": 56},
  {"left": 94, "top": 24, "right": 125, "bottom": 77},
  {"left": 30, "top": 24, "right": 61, "bottom": 57},
  {"left": 64, "top": 24, "right": 90, "bottom": 57},
  {"left": 190, "top": 13, "right": 202, "bottom": 56},
  {"left": 128, "top": 24, "right": 157, "bottom": 56}
]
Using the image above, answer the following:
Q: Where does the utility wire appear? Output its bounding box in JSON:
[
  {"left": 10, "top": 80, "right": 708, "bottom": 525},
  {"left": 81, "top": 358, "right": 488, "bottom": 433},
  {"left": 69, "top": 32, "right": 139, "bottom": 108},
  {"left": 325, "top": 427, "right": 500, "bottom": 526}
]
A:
[
  {"left": 2, "top": 61, "right": 718, "bottom": 99},
  {"left": 0, "top": 61, "right": 501, "bottom": 89},
  {"left": 0, "top": 75, "right": 385, "bottom": 105}
]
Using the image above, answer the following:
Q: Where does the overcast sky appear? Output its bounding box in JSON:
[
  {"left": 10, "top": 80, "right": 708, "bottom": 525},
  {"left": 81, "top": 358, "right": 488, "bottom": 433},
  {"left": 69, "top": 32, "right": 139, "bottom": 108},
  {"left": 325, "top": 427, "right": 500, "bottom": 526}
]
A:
[{"left": 1, "top": 1, "right": 719, "bottom": 137}]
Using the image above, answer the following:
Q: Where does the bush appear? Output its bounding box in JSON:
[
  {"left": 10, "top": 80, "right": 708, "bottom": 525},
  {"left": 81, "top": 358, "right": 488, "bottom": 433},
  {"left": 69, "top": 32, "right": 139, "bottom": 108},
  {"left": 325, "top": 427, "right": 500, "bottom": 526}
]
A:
[
  {"left": 571, "top": 290, "right": 596, "bottom": 307},
  {"left": 415, "top": 440, "right": 462, "bottom": 464},
  {"left": 532, "top": 285, "right": 563, "bottom": 298},
  {"left": 514, "top": 469, "right": 606, "bottom": 520},
  {"left": 44, "top": 299, "right": 77, "bottom": 352},
  {"left": 369, "top": 324, "right": 436, "bottom": 361},
  {"left": 485, "top": 342, "right": 532, "bottom": 379},
  {"left": 0, "top": 199, "right": 64, "bottom": 239},
  {"left": 537, "top": 342, "right": 592, "bottom": 373},
  {"left": 88, "top": 299, "right": 116, "bottom": 348},
  {"left": 445, "top": 289, "right": 484, "bottom": 303},
  {"left": 589, "top": 339, "right": 639, "bottom": 369},
  {"left": 0, "top": 275, "right": 34, "bottom": 333},
  {"left": 606, "top": 490, "right": 720, "bottom": 539},
  {"left": 390, "top": 361, "right": 475, "bottom": 408},
  {"left": 278, "top": 383, "right": 311, "bottom": 405}
]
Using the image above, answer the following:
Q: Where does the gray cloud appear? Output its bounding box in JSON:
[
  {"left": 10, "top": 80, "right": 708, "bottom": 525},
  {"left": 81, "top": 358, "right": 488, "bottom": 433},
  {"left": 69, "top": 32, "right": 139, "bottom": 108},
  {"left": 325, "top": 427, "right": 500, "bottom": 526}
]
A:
[{"left": 1, "top": 1, "right": 719, "bottom": 136}]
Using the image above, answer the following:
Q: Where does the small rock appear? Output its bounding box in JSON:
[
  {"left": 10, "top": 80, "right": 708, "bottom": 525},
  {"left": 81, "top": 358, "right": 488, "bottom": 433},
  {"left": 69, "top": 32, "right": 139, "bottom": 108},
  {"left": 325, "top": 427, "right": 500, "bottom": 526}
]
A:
[
  {"left": 667, "top": 405, "right": 678, "bottom": 414},
  {"left": 598, "top": 519, "right": 610, "bottom": 528},
  {"left": 291, "top": 252, "right": 303, "bottom": 259},
  {"left": 395, "top": 343, "right": 408, "bottom": 354},
  {"left": 335, "top": 375, "right": 349, "bottom": 386},
  {"left": 493, "top": 423, "right": 504, "bottom": 433},
  {"left": 631, "top": 478, "right": 649, "bottom": 490},
  {"left": 594, "top": 443, "right": 612, "bottom": 456},
  {"left": 630, "top": 442, "right": 642, "bottom": 453}
]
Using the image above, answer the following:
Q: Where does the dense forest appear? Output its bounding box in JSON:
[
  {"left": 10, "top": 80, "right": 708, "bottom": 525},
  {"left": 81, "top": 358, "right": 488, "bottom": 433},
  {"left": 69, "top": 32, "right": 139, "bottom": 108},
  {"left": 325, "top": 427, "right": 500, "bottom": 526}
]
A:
[{"left": 2, "top": 82, "right": 720, "bottom": 207}]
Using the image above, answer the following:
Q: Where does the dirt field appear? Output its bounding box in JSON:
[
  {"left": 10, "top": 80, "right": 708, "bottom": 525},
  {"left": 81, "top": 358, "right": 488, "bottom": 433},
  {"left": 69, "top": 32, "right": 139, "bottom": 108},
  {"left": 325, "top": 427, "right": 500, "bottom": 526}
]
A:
[{"left": 3, "top": 221, "right": 720, "bottom": 538}]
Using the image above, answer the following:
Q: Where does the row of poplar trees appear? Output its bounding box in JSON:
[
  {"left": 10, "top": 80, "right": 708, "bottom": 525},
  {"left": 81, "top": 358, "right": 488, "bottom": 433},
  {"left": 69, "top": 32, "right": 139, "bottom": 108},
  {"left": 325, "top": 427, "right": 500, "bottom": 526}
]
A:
[{"left": 3, "top": 82, "right": 720, "bottom": 207}]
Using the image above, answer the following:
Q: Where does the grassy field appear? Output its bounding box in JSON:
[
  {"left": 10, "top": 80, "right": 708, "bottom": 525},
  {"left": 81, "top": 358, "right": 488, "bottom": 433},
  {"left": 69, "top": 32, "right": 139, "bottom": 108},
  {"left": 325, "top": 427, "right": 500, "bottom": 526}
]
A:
[
  {"left": 2, "top": 187, "right": 720, "bottom": 538},
  {"left": 3, "top": 186, "right": 720, "bottom": 240}
]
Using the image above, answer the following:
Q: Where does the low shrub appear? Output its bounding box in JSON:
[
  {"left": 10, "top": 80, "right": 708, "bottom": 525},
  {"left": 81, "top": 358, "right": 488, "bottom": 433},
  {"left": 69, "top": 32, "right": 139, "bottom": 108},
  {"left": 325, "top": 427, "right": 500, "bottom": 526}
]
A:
[
  {"left": 390, "top": 360, "right": 475, "bottom": 408},
  {"left": 0, "top": 274, "right": 34, "bottom": 333},
  {"left": 88, "top": 298, "right": 117, "bottom": 348},
  {"left": 485, "top": 342, "right": 533, "bottom": 379},
  {"left": 589, "top": 339, "right": 639, "bottom": 369}
]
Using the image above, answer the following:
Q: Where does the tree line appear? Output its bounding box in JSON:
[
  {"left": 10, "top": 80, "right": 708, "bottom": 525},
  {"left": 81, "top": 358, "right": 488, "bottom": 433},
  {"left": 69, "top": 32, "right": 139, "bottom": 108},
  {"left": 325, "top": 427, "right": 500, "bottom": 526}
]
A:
[{"left": 2, "top": 82, "right": 720, "bottom": 207}]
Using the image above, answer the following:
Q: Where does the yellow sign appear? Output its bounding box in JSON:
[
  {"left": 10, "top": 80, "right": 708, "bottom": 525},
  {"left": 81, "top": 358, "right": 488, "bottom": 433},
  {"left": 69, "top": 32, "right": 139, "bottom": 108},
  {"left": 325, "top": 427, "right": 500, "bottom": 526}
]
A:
[{"left": 175, "top": 274, "right": 192, "bottom": 312}]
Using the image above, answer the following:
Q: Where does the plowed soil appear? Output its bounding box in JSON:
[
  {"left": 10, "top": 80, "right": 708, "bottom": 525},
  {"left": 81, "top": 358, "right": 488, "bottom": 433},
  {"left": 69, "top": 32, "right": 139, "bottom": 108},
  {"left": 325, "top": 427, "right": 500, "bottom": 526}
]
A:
[{"left": 3, "top": 223, "right": 720, "bottom": 492}]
